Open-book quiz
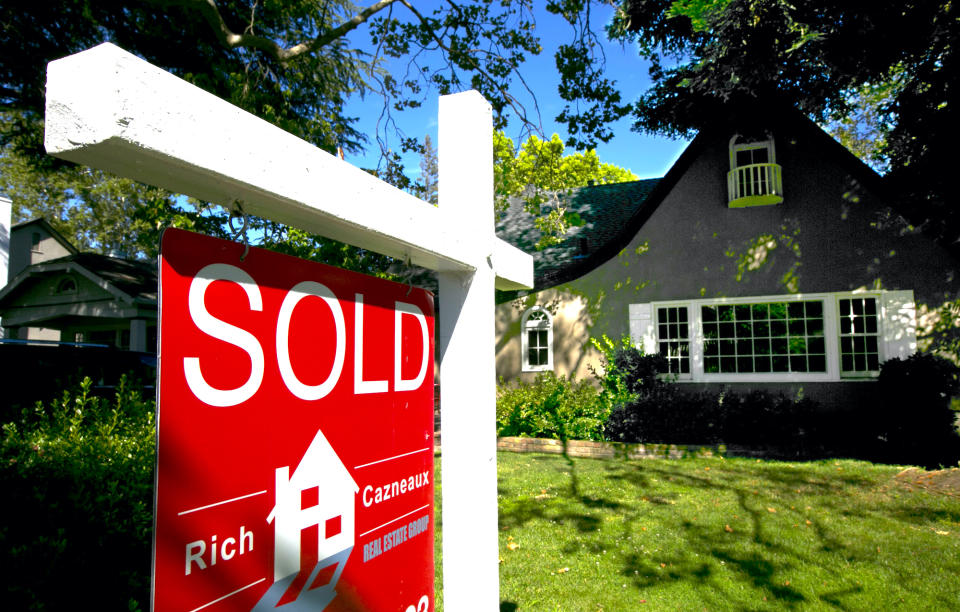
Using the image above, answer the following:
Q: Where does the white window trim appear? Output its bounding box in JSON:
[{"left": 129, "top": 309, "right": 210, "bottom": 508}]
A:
[
  {"left": 630, "top": 290, "right": 916, "bottom": 384},
  {"left": 521, "top": 305, "right": 553, "bottom": 372}
]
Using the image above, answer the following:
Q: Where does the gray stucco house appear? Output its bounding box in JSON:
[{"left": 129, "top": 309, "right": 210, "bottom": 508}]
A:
[
  {"left": 494, "top": 106, "right": 959, "bottom": 410},
  {"left": 0, "top": 218, "right": 157, "bottom": 351}
]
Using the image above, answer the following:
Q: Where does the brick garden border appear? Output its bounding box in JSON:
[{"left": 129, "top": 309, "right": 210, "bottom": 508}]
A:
[{"left": 495, "top": 437, "right": 780, "bottom": 460}]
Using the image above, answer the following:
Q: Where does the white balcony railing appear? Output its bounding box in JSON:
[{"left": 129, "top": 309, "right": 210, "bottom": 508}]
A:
[{"left": 727, "top": 162, "right": 783, "bottom": 207}]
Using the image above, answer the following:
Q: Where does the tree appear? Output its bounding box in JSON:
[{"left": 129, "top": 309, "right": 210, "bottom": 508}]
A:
[
  {"left": 0, "top": 134, "right": 228, "bottom": 259},
  {"left": 0, "top": 0, "right": 626, "bottom": 264},
  {"left": 609, "top": 0, "right": 957, "bottom": 238},
  {"left": 0, "top": 1, "right": 627, "bottom": 162},
  {"left": 420, "top": 135, "right": 438, "bottom": 206},
  {"left": 493, "top": 131, "right": 637, "bottom": 248}
]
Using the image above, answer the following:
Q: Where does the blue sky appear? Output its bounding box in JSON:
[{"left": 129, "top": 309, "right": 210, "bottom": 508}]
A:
[{"left": 343, "top": 4, "right": 689, "bottom": 182}]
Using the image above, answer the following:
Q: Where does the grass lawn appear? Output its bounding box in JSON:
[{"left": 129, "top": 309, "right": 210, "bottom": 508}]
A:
[{"left": 434, "top": 452, "right": 960, "bottom": 610}]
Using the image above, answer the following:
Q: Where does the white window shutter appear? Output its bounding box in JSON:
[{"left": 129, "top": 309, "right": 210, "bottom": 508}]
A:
[
  {"left": 882, "top": 290, "right": 917, "bottom": 361},
  {"left": 628, "top": 303, "right": 657, "bottom": 355}
]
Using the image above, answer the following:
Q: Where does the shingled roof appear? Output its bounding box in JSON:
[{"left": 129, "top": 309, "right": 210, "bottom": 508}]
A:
[
  {"left": 495, "top": 178, "right": 661, "bottom": 291},
  {"left": 66, "top": 253, "right": 158, "bottom": 303},
  {"left": 6, "top": 252, "right": 158, "bottom": 304}
]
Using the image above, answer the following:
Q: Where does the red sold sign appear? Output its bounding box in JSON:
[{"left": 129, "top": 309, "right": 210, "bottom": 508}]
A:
[{"left": 154, "top": 229, "right": 435, "bottom": 611}]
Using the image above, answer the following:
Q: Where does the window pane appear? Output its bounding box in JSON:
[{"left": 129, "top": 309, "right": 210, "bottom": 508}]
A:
[
  {"left": 807, "top": 319, "right": 824, "bottom": 336},
  {"left": 789, "top": 319, "right": 806, "bottom": 335},
  {"left": 770, "top": 321, "right": 787, "bottom": 337}
]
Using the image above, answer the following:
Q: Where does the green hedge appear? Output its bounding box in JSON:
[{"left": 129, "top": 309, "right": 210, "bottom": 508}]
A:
[
  {"left": 0, "top": 376, "right": 155, "bottom": 610},
  {"left": 496, "top": 372, "right": 609, "bottom": 441}
]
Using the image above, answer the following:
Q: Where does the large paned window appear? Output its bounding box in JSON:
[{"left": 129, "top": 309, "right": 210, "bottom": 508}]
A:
[
  {"left": 521, "top": 306, "right": 553, "bottom": 372},
  {"left": 702, "top": 301, "right": 826, "bottom": 374},
  {"left": 630, "top": 291, "right": 915, "bottom": 383}
]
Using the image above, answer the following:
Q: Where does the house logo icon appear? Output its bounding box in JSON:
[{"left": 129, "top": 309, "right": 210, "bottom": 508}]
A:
[{"left": 253, "top": 429, "right": 358, "bottom": 610}]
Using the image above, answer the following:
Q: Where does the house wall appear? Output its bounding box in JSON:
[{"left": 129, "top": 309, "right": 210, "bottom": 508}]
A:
[
  {"left": 496, "top": 123, "right": 960, "bottom": 410},
  {"left": 8, "top": 226, "right": 73, "bottom": 281},
  {"left": 1, "top": 267, "right": 155, "bottom": 349}
]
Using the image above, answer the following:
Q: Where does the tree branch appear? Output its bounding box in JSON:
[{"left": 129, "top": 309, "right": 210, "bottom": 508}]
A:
[{"left": 151, "top": 0, "right": 401, "bottom": 63}]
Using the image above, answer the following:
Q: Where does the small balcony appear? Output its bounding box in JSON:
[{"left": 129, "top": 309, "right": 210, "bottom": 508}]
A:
[{"left": 727, "top": 162, "right": 783, "bottom": 208}]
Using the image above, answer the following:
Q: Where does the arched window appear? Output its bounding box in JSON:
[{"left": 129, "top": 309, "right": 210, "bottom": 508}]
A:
[
  {"left": 55, "top": 276, "right": 77, "bottom": 295},
  {"left": 521, "top": 306, "right": 553, "bottom": 372}
]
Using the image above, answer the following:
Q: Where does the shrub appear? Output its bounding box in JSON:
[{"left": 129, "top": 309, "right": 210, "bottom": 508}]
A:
[
  {"left": 605, "top": 385, "right": 721, "bottom": 444},
  {"left": 589, "top": 334, "right": 667, "bottom": 413},
  {"left": 606, "top": 386, "right": 821, "bottom": 451},
  {"left": 497, "top": 372, "right": 607, "bottom": 441},
  {"left": 873, "top": 353, "right": 960, "bottom": 468},
  {"left": 0, "top": 376, "right": 155, "bottom": 611}
]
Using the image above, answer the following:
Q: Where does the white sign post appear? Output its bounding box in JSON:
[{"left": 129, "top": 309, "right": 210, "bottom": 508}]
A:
[{"left": 45, "top": 43, "right": 532, "bottom": 610}]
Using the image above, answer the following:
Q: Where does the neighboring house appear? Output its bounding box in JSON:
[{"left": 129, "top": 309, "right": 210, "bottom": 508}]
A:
[
  {"left": 0, "top": 218, "right": 157, "bottom": 351},
  {"left": 494, "top": 106, "right": 959, "bottom": 410}
]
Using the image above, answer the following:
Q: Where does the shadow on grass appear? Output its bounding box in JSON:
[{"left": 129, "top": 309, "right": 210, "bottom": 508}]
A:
[{"left": 498, "top": 454, "right": 960, "bottom": 610}]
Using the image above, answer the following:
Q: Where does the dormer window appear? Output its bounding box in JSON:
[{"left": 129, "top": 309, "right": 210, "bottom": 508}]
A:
[
  {"left": 55, "top": 276, "right": 77, "bottom": 295},
  {"left": 728, "top": 135, "right": 783, "bottom": 208}
]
